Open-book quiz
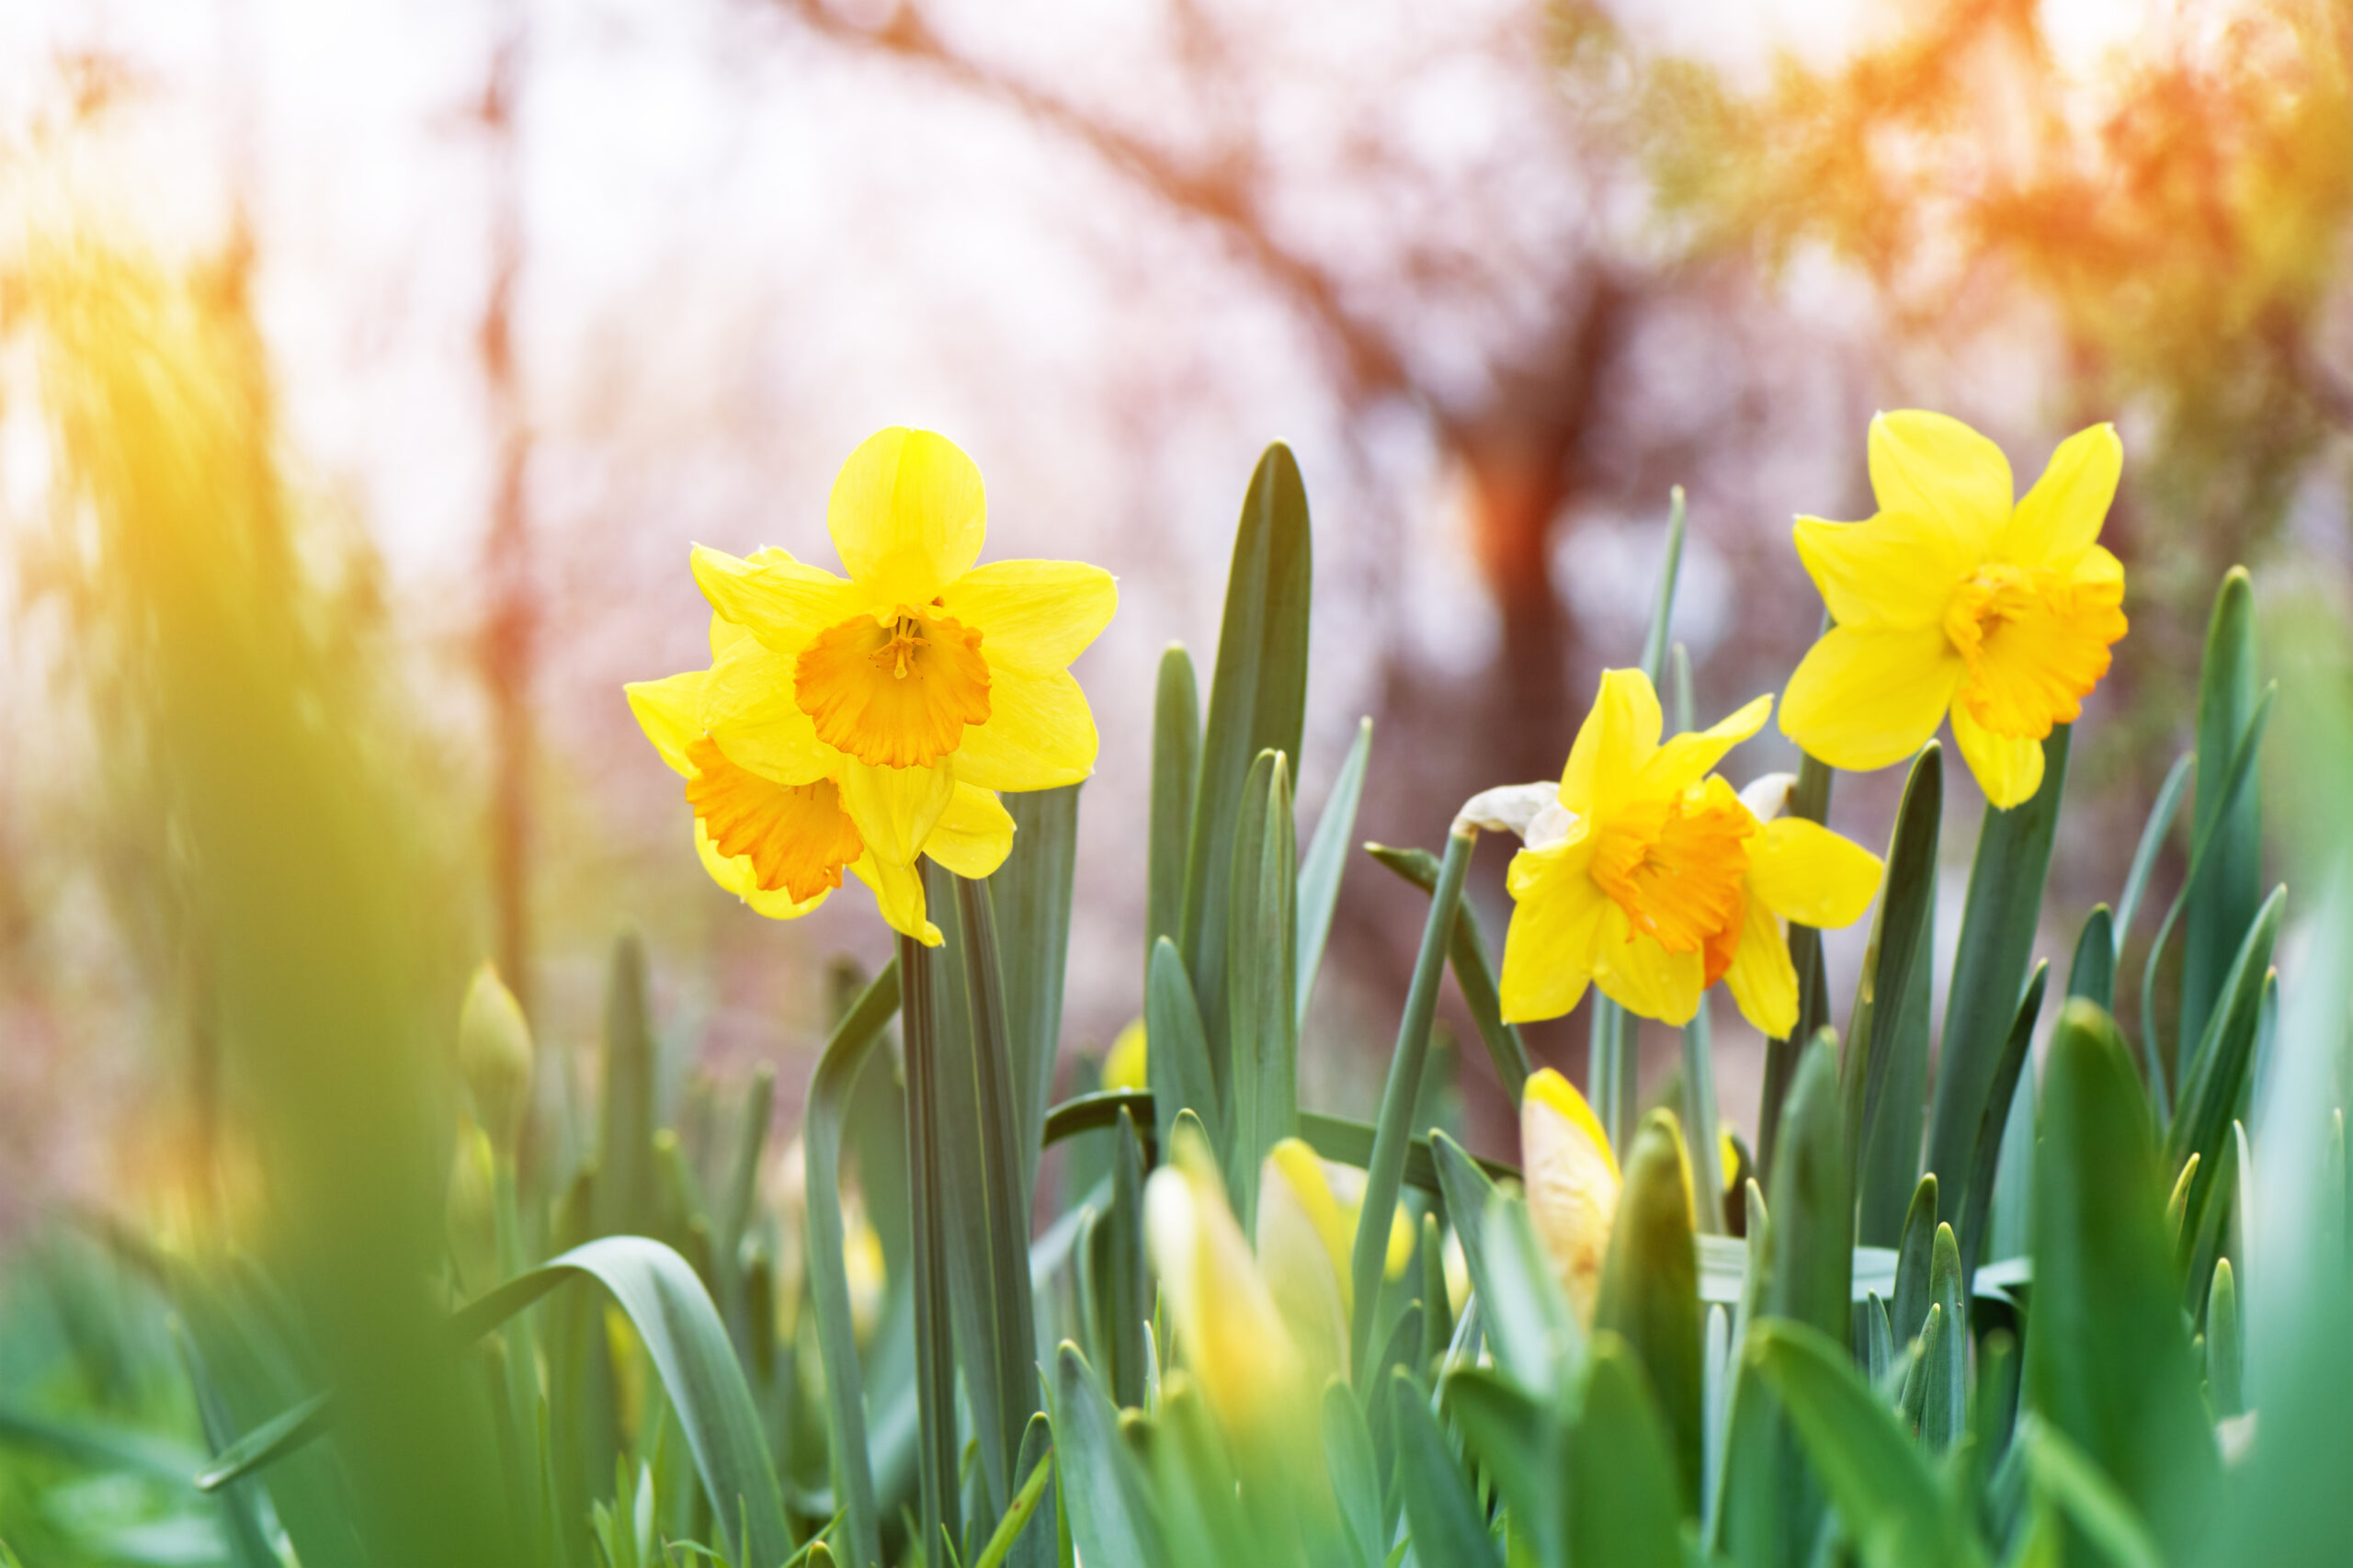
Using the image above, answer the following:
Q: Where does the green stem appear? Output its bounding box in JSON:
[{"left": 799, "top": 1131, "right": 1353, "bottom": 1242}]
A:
[
  {"left": 899, "top": 932, "right": 961, "bottom": 1556},
  {"left": 1351, "top": 827, "right": 1472, "bottom": 1381}
]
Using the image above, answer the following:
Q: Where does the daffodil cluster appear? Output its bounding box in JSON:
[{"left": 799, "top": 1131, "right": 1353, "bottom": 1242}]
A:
[{"left": 628, "top": 427, "right": 1116, "bottom": 944}]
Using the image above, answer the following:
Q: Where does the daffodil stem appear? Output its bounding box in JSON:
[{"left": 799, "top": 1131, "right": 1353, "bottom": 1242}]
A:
[
  {"left": 897, "top": 931, "right": 961, "bottom": 1556},
  {"left": 1352, "top": 826, "right": 1473, "bottom": 1383}
]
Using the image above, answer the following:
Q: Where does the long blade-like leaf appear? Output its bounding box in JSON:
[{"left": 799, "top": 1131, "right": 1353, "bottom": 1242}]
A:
[{"left": 1296, "top": 717, "right": 1371, "bottom": 1031}]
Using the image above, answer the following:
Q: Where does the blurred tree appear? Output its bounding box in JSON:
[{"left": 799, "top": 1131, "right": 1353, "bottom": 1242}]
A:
[{"left": 1639, "top": 0, "right": 2353, "bottom": 628}]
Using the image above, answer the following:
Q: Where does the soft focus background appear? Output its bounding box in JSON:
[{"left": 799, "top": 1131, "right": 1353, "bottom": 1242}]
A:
[{"left": 2, "top": 0, "right": 2349, "bottom": 1225}]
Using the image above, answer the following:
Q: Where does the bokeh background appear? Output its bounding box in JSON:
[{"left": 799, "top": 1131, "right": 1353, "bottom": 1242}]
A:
[{"left": 2, "top": 0, "right": 2349, "bottom": 1226}]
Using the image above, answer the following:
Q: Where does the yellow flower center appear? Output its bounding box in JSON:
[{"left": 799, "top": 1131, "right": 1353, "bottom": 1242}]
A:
[
  {"left": 793, "top": 605, "right": 992, "bottom": 768},
  {"left": 684, "top": 736, "right": 864, "bottom": 901},
  {"left": 1589, "top": 783, "right": 1755, "bottom": 983},
  {"left": 1942, "top": 562, "right": 2127, "bottom": 739}
]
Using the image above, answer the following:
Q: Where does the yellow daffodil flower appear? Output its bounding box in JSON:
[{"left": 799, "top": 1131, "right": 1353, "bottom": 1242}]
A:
[
  {"left": 626, "top": 427, "right": 1117, "bottom": 943},
  {"left": 1144, "top": 1122, "right": 1302, "bottom": 1434},
  {"left": 1780, "top": 412, "right": 2128, "bottom": 809},
  {"left": 1493, "top": 669, "right": 1883, "bottom": 1037},
  {"left": 1521, "top": 1068, "right": 1620, "bottom": 1322}
]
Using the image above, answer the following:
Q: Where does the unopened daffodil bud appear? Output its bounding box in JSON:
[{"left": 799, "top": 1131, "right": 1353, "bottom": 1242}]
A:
[
  {"left": 1521, "top": 1067, "right": 1620, "bottom": 1322},
  {"left": 459, "top": 961, "right": 534, "bottom": 1153},
  {"left": 1146, "top": 1121, "right": 1300, "bottom": 1436},
  {"left": 1256, "top": 1139, "right": 1352, "bottom": 1386},
  {"left": 841, "top": 1188, "right": 887, "bottom": 1347},
  {"left": 445, "top": 1116, "right": 497, "bottom": 1287},
  {"left": 1102, "top": 1018, "right": 1148, "bottom": 1093}
]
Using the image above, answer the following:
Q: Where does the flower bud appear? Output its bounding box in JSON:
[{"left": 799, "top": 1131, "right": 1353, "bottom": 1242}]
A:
[
  {"left": 459, "top": 961, "right": 534, "bottom": 1152},
  {"left": 1521, "top": 1066, "right": 1621, "bottom": 1322}
]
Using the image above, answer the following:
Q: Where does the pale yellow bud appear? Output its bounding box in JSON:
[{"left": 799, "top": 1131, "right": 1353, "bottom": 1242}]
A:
[
  {"left": 1520, "top": 1067, "right": 1621, "bottom": 1322},
  {"left": 1146, "top": 1123, "right": 1300, "bottom": 1435},
  {"left": 1101, "top": 1018, "right": 1148, "bottom": 1093},
  {"left": 459, "top": 961, "right": 534, "bottom": 1151}
]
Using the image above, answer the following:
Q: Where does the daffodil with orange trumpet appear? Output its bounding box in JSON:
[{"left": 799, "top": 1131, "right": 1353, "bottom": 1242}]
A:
[{"left": 627, "top": 427, "right": 1116, "bottom": 943}]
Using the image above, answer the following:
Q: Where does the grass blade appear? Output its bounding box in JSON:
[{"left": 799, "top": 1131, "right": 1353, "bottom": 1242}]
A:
[
  {"left": 1758, "top": 750, "right": 1836, "bottom": 1183},
  {"left": 1958, "top": 961, "right": 2047, "bottom": 1304},
  {"left": 1389, "top": 1369, "right": 1503, "bottom": 1568},
  {"left": 2113, "top": 752, "right": 2193, "bottom": 955},
  {"left": 1144, "top": 940, "right": 1221, "bottom": 1159},
  {"left": 1225, "top": 751, "right": 1300, "bottom": 1224},
  {"left": 1596, "top": 1110, "right": 1704, "bottom": 1508}
]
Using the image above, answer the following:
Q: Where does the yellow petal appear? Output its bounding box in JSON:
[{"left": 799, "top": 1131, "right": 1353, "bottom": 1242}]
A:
[
  {"left": 1722, "top": 892, "right": 1798, "bottom": 1039},
  {"left": 1779, "top": 624, "right": 1961, "bottom": 772},
  {"left": 1644, "top": 693, "right": 1773, "bottom": 792},
  {"left": 691, "top": 545, "right": 864, "bottom": 653},
  {"left": 694, "top": 819, "right": 829, "bottom": 920},
  {"left": 1867, "top": 411, "right": 2012, "bottom": 552},
  {"left": 827, "top": 427, "right": 987, "bottom": 608},
  {"left": 1949, "top": 701, "right": 2046, "bottom": 811},
  {"left": 950, "top": 667, "right": 1099, "bottom": 792},
  {"left": 849, "top": 853, "right": 941, "bottom": 946},
  {"left": 699, "top": 636, "right": 836, "bottom": 786},
  {"left": 709, "top": 546, "right": 801, "bottom": 657},
  {"left": 1995, "top": 423, "right": 2120, "bottom": 568},
  {"left": 1499, "top": 836, "right": 1607, "bottom": 1024},
  {"left": 1560, "top": 668, "right": 1663, "bottom": 817},
  {"left": 1745, "top": 818, "right": 1883, "bottom": 929},
  {"left": 1590, "top": 908, "right": 1705, "bottom": 1026},
  {"left": 1521, "top": 1067, "right": 1621, "bottom": 1322},
  {"left": 937, "top": 560, "right": 1119, "bottom": 674},
  {"left": 1794, "top": 512, "right": 1975, "bottom": 631},
  {"left": 922, "top": 782, "right": 1016, "bottom": 881},
  {"left": 626, "top": 669, "right": 709, "bottom": 777},
  {"left": 839, "top": 759, "right": 954, "bottom": 867}
]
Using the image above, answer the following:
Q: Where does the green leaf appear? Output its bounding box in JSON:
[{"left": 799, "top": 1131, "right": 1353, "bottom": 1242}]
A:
[
  {"left": 1322, "top": 1378, "right": 1387, "bottom": 1568},
  {"left": 2205, "top": 1258, "right": 2241, "bottom": 1418},
  {"left": 1596, "top": 1109, "right": 1704, "bottom": 1509},
  {"left": 1390, "top": 1369, "right": 1503, "bottom": 1568},
  {"left": 1850, "top": 744, "right": 1942, "bottom": 1247},
  {"left": 1572, "top": 1335, "right": 1692, "bottom": 1568},
  {"left": 2028, "top": 1000, "right": 2218, "bottom": 1560},
  {"left": 1144, "top": 941, "right": 1221, "bottom": 1159},
  {"left": 2140, "top": 685, "right": 2276, "bottom": 1120},
  {"left": 995, "top": 784, "right": 1082, "bottom": 1197},
  {"left": 801, "top": 960, "right": 901, "bottom": 1568},
  {"left": 1311, "top": 1115, "right": 1518, "bottom": 1202},
  {"left": 451, "top": 1237, "right": 792, "bottom": 1568},
  {"left": 2113, "top": 752, "right": 2194, "bottom": 957},
  {"left": 1745, "top": 1320, "right": 1986, "bottom": 1568},
  {"left": 1926, "top": 726, "right": 2070, "bottom": 1228},
  {"left": 191, "top": 1391, "right": 335, "bottom": 1492},
  {"left": 1758, "top": 749, "right": 1836, "bottom": 1185},
  {"left": 1365, "top": 844, "right": 1531, "bottom": 1102},
  {"left": 1049, "top": 1345, "right": 1164, "bottom": 1568},
  {"left": 2164, "top": 885, "right": 2285, "bottom": 1274},
  {"left": 2066, "top": 905, "right": 2116, "bottom": 1013},
  {"left": 972, "top": 1438, "right": 1058, "bottom": 1568},
  {"left": 1921, "top": 1224, "right": 1965, "bottom": 1453},
  {"left": 929, "top": 869, "right": 1045, "bottom": 1514},
  {"left": 1351, "top": 826, "right": 1471, "bottom": 1381},
  {"left": 1671, "top": 643, "right": 1727, "bottom": 1233},
  {"left": 1149, "top": 644, "right": 1201, "bottom": 965},
  {"left": 2184, "top": 567, "right": 2263, "bottom": 1074},
  {"left": 897, "top": 932, "right": 964, "bottom": 1552},
  {"left": 1297, "top": 718, "right": 1371, "bottom": 1031},
  {"left": 1095, "top": 1111, "right": 1150, "bottom": 1410},
  {"left": 597, "top": 929, "right": 660, "bottom": 1238},
  {"left": 1481, "top": 1186, "right": 1586, "bottom": 1396},
  {"left": 1958, "top": 962, "right": 2047, "bottom": 1306},
  {"left": 2014, "top": 1417, "right": 2165, "bottom": 1568},
  {"left": 1767, "top": 1033, "right": 1853, "bottom": 1341},
  {"left": 1889, "top": 1175, "right": 1938, "bottom": 1346},
  {"left": 1225, "top": 751, "right": 1300, "bottom": 1223},
  {"left": 1444, "top": 1368, "right": 1559, "bottom": 1564},
  {"left": 1181, "top": 445, "right": 1313, "bottom": 1117}
]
